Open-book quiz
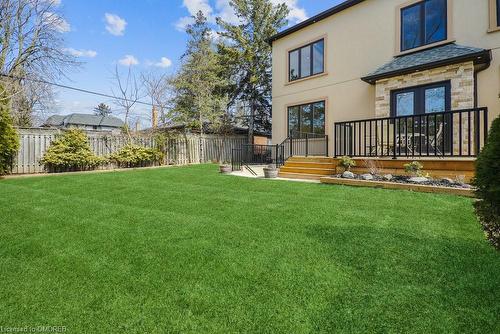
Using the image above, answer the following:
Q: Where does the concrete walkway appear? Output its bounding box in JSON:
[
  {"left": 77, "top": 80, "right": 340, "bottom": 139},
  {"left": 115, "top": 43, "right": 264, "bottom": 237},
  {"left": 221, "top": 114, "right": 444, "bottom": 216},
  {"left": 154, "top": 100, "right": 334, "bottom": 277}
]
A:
[{"left": 229, "top": 165, "right": 320, "bottom": 183}]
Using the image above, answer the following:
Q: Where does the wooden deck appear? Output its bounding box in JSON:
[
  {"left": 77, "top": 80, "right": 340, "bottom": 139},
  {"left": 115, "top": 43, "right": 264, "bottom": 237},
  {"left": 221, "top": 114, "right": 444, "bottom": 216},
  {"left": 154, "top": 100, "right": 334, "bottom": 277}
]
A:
[{"left": 278, "top": 156, "right": 475, "bottom": 182}]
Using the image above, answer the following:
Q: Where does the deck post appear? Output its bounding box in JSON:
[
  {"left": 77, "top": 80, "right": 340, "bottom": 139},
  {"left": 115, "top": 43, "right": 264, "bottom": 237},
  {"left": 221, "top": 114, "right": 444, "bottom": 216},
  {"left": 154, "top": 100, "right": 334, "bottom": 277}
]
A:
[
  {"left": 333, "top": 124, "right": 337, "bottom": 158},
  {"left": 305, "top": 133, "right": 309, "bottom": 157},
  {"left": 392, "top": 120, "right": 397, "bottom": 160},
  {"left": 325, "top": 135, "right": 329, "bottom": 157}
]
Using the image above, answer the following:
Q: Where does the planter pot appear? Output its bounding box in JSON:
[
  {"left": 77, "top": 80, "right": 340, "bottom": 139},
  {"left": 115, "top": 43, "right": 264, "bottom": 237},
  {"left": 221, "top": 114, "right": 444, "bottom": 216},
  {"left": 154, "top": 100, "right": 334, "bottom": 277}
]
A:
[
  {"left": 219, "top": 165, "right": 232, "bottom": 174},
  {"left": 263, "top": 168, "right": 279, "bottom": 179}
]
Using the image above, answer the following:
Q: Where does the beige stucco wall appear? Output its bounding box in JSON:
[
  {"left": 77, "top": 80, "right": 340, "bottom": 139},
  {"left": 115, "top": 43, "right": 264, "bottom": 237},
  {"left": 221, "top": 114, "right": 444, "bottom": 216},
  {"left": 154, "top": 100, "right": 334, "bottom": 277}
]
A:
[{"left": 271, "top": 0, "right": 500, "bottom": 153}]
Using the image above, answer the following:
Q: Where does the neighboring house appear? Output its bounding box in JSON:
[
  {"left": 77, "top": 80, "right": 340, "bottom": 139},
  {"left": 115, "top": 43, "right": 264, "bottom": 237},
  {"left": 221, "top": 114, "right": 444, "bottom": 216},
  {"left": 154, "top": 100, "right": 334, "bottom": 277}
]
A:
[
  {"left": 44, "top": 113, "right": 124, "bottom": 134},
  {"left": 269, "top": 0, "right": 500, "bottom": 159}
]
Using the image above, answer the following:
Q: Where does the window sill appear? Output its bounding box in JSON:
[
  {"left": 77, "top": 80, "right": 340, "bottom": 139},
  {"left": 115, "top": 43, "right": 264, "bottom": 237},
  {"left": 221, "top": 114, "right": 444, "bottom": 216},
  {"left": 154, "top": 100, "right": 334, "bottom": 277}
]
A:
[
  {"left": 285, "top": 72, "right": 328, "bottom": 86},
  {"left": 395, "top": 39, "right": 455, "bottom": 57},
  {"left": 488, "top": 26, "right": 500, "bottom": 33}
]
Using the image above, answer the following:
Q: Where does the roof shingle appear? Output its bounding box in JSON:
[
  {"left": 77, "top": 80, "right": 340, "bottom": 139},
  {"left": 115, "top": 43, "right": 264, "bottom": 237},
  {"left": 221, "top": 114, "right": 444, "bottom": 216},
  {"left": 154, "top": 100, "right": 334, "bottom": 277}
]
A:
[{"left": 362, "top": 44, "right": 491, "bottom": 84}]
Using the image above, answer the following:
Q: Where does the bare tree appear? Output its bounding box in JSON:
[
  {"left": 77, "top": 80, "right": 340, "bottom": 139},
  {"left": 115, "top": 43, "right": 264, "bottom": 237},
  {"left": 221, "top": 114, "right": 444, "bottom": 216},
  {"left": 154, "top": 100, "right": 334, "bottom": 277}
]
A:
[
  {"left": 0, "top": 0, "right": 78, "bottom": 125},
  {"left": 141, "top": 71, "right": 173, "bottom": 127},
  {"left": 111, "top": 65, "right": 143, "bottom": 140}
]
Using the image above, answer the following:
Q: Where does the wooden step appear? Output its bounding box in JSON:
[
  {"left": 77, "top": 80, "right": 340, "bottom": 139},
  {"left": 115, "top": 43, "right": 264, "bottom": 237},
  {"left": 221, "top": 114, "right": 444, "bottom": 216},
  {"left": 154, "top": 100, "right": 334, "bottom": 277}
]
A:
[
  {"left": 280, "top": 166, "right": 336, "bottom": 175},
  {"left": 284, "top": 161, "right": 337, "bottom": 169},
  {"left": 278, "top": 172, "right": 325, "bottom": 180},
  {"left": 288, "top": 156, "right": 336, "bottom": 164}
]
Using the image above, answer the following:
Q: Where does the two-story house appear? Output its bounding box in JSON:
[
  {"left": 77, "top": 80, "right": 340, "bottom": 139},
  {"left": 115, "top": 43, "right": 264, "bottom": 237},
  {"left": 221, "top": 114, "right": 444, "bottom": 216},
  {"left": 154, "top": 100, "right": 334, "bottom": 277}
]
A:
[{"left": 268, "top": 0, "right": 500, "bottom": 180}]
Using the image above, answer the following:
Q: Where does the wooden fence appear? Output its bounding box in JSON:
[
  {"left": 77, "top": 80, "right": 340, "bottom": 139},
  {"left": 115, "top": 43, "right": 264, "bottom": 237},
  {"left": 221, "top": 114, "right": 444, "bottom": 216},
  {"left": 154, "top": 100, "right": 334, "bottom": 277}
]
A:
[{"left": 12, "top": 128, "right": 248, "bottom": 174}]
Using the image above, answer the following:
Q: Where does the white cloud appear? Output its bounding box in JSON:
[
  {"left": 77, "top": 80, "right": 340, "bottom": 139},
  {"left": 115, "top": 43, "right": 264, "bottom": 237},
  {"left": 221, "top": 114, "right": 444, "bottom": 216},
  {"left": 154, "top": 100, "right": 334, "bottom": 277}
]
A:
[
  {"left": 118, "top": 55, "right": 139, "bottom": 66},
  {"left": 175, "top": 16, "right": 195, "bottom": 31},
  {"left": 175, "top": 0, "right": 307, "bottom": 32},
  {"left": 215, "top": 0, "right": 239, "bottom": 24},
  {"left": 176, "top": 0, "right": 217, "bottom": 31},
  {"left": 105, "top": 13, "right": 127, "bottom": 36},
  {"left": 43, "top": 12, "right": 71, "bottom": 33},
  {"left": 183, "top": 0, "right": 213, "bottom": 17},
  {"left": 271, "top": 0, "right": 308, "bottom": 23},
  {"left": 63, "top": 48, "right": 97, "bottom": 58},
  {"left": 154, "top": 57, "right": 172, "bottom": 68}
]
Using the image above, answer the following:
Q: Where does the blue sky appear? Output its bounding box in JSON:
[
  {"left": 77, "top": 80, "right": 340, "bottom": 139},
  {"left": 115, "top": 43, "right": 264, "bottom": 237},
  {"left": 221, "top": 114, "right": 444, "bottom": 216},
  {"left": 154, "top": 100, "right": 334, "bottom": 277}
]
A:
[{"left": 55, "top": 0, "right": 344, "bottom": 126}]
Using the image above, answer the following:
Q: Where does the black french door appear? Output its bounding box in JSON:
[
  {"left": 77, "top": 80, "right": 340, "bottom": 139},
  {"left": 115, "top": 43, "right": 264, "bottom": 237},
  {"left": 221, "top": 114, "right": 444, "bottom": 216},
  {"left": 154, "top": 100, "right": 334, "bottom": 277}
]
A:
[{"left": 391, "top": 81, "right": 452, "bottom": 154}]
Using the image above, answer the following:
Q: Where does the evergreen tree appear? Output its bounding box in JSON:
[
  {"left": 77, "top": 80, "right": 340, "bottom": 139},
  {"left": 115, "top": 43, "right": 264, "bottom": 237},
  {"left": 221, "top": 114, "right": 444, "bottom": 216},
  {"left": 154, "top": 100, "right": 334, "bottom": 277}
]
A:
[
  {"left": 0, "top": 85, "right": 20, "bottom": 175},
  {"left": 217, "top": 0, "right": 288, "bottom": 141},
  {"left": 172, "top": 11, "right": 227, "bottom": 142},
  {"left": 94, "top": 103, "right": 112, "bottom": 116}
]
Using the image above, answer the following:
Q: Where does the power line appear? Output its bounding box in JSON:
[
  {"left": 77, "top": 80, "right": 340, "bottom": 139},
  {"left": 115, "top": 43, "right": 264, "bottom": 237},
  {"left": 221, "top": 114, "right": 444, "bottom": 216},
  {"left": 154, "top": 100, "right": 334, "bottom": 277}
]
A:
[{"left": 0, "top": 73, "right": 158, "bottom": 108}]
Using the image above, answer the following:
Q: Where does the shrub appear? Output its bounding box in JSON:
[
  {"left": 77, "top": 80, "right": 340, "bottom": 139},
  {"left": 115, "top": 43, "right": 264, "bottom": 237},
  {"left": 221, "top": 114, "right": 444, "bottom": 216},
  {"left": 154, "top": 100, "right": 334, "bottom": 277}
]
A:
[
  {"left": 339, "top": 156, "right": 356, "bottom": 171},
  {"left": 0, "top": 87, "right": 19, "bottom": 175},
  {"left": 404, "top": 161, "right": 424, "bottom": 176},
  {"left": 41, "top": 129, "right": 106, "bottom": 172},
  {"left": 474, "top": 116, "right": 500, "bottom": 249},
  {"left": 110, "top": 145, "right": 164, "bottom": 168}
]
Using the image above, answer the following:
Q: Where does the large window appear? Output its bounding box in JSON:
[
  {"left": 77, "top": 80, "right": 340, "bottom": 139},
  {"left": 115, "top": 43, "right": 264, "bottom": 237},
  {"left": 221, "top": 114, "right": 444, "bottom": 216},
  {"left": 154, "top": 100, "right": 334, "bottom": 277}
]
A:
[
  {"left": 287, "top": 101, "right": 325, "bottom": 136},
  {"left": 288, "top": 39, "right": 324, "bottom": 81},
  {"left": 400, "top": 0, "right": 447, "bottom": 52}
]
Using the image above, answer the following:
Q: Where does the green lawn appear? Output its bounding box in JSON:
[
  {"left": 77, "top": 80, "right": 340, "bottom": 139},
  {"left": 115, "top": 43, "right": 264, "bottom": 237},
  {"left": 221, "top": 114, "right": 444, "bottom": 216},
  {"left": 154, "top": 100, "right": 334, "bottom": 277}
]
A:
[{"left": 0, "top": 165, "right": 498, "bottom": 333}]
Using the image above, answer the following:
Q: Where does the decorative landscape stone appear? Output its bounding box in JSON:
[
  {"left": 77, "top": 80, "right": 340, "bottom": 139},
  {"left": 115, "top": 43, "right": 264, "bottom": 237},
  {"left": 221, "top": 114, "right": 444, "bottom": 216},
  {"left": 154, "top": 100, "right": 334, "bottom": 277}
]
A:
[
  {"left": 383, "top": 174, "right": 393, "bottom": 181},
  {"left": 440, "top": 177, "right": 454, "bottom": 185},
  {"left": 342, "top": 171, "right": 355, "bottom": 179},
  {"left": 408, "top": 177, "right": 429, "bottom": 183},
  {"left": 361, "top": 174, "right": 374, "bottom": 181}
]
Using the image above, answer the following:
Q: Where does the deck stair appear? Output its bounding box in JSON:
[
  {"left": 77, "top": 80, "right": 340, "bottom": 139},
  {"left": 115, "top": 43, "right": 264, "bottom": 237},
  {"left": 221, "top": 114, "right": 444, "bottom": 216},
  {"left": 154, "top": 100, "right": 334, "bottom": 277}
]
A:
[{"left": 278, "top": 156, "right": 338, "bottom": 180}]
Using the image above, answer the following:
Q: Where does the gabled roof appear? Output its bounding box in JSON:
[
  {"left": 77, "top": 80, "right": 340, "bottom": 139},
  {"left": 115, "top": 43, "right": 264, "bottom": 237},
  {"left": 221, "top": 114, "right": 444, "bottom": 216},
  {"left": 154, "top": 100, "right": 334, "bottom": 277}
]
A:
[
  {"left": 361, "top": 44, "right": 491, "bottom": 84},
  {"left": 44, "top": 113, "right": 124, "bottom": 128},
  {"left": 45, "top": 115, "right": 65, "bottom": 126},
  {"left": 268, "top": 0, "right": 365, "bottom": 44},
  {"left": 98, "top": 115, "right": 125, "bottom": 127},
  {"left": 64, "top": 113, "right": 102, "bottom": 126}
]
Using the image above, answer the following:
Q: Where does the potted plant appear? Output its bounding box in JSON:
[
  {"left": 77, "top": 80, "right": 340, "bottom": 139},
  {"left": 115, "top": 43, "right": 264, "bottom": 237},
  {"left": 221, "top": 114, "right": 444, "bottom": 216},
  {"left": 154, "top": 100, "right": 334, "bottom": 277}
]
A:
[
  {"left": 219, "top": 162, "right": 232, "bottom": 174},
  {"left": 263, "top": 164, "right": 279, "bottom": 178}
]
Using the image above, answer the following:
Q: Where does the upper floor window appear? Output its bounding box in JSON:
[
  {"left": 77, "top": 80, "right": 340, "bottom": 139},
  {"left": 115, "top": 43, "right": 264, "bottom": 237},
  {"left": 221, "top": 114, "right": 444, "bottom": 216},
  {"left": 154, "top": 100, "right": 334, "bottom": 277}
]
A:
[
  {"left": 497, "top": 0, "right": 500, "bottom": 26},
  {"left": 289, "top": 39, "right": 324, "bottom": 82},
  {"left": 401, "top": 0, "right": 447, "bottom": 52}
]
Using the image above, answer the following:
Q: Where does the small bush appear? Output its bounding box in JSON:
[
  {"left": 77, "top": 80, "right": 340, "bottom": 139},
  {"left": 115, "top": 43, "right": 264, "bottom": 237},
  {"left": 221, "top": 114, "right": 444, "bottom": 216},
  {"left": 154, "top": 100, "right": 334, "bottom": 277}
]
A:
[
  {"left": 110, "top": 145, "right": 164, "bottom": 168},
  {"left": 339, "top": 156, "right": 356, "bottom": 171},
  {"left": 41, "top": 129, "right": 106, "bottom": 172},
  {"left": 0, "top": 88, "right": 19, "bottom": 175},
  {"left": 474, "top": 116, "right": 500, "bottom": 249},
  {"left": 404, "top": 161, "right": 424, "bottom": 176}
]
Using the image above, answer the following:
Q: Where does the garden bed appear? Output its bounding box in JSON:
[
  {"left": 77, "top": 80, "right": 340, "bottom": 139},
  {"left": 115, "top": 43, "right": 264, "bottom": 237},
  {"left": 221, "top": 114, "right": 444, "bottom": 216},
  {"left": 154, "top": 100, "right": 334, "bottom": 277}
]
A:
[{"left": 320, "top": 175, "right": 475, "bottom": 197}]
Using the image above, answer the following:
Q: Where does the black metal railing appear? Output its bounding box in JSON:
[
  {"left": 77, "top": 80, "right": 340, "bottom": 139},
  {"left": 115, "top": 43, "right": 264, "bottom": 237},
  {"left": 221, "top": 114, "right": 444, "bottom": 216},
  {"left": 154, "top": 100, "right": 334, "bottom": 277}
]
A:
[
  {"left": 334, "top": 107, "right": 488, "bottom": 158},
  {"left": 231, "top": 132, "right": 329, "bottom": 171}
]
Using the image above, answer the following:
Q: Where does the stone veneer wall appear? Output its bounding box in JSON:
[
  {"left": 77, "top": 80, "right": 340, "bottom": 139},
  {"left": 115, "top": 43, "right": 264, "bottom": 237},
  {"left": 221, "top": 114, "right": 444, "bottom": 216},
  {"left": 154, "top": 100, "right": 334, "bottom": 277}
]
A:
[
  {"left": 375, "top": 61, "right": 475, "bottom": 117},
  {"left": 374, "top": 61, "right": 477, "bottom": 155}
]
